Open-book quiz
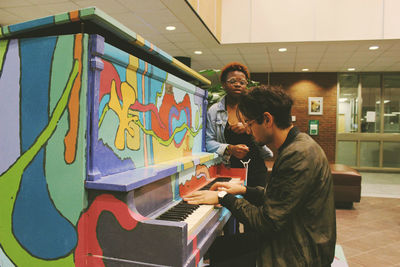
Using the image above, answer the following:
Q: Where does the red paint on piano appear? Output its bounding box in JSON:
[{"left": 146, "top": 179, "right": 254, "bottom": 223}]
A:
[
  {"left": 179, "top": 164, "right": 213, "bottom": 196},
  {"left": 191, "top": 235, "right": 200, "bottom": 267},
  {"left": 99, "top": 60, "right": 121, "bottom": 101},
  {"left": 74, "top": 194, "right": 146, "bottom": 267}
]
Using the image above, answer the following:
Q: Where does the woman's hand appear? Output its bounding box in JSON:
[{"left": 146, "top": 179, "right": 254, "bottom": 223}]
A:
[
  {"left": 230, "top": 122, "right": 246, "bottom": 134},
  {"left": 183, "top": 191, "right": 219, "bottom": 205},
  {"left": 210, "top": 182, "right": 246, "bottom": 195},
  {"left": 227, "top": 144, "right": 249, "bottom": 159}
]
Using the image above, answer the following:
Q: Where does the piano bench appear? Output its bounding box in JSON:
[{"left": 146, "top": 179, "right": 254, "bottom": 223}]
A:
[{"left": 330, "top": 164, "right": 362, "bottom": 209}]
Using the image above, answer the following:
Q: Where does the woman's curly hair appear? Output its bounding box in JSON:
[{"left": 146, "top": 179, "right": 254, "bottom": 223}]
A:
[{"left": 220, "top": 62, "right": 250, "bottom": 83}]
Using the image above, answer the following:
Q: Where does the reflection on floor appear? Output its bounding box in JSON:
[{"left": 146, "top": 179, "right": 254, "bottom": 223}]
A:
[
  {"left": 336, "top": 172, "right": 400, "bottom": 266},
  {"left": 360, "top": 172, "right": 400, "bottom": 199}
]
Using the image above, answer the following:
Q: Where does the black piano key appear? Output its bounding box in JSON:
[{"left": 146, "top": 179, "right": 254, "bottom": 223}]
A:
[
  {"left": 162, "top": 211, "right": 189, "bottom": 218},
  {"left": 159, "top": 214, "right": 186, "bottom": 220},
  {"left": 158, "top": 217, "right": 181, "bottom": 222},
  {"left": 174, "top": 206, "right": 198, "bottom": 211},
  {"left": 200, "top": 177, "right": 232, "bottom": 190},
  {"left": 164, "top": 210, "right": 190, "bottom": 216},
  {"left": 159, "top": 212, "right": 187, "bottom": 218},
  {"left": 157, "top": 201, "right": 198, "bottom": 221}
]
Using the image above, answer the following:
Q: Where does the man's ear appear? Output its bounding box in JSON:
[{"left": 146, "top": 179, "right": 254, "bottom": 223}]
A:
[{"left": 263, "top": 112, "right": 272, "bottom": 124}]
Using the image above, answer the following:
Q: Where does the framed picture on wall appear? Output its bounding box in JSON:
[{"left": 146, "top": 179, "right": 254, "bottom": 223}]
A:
[{"left": 308, "top": 97, "right": 323, "bottom": 115}]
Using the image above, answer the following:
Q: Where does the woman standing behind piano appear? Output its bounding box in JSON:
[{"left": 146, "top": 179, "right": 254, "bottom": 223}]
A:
[{"left": 206, "top": 62, "right": 273, "bottom": 188}]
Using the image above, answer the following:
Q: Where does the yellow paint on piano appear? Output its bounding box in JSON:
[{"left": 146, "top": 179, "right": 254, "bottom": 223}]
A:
[
  {"left": 178, "top": 156, "right": 195, "bottom": 170},
  {"left": 199, "top": 154, "right": 215, "bottom": 164},
  {"left": 172, "top": 58, "right": 211, "bottom": 85},
  {"left": 134, "top": 34, "right": 146, "bottom": 47}
]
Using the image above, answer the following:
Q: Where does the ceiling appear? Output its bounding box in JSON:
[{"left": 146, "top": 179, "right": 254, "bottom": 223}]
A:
[{"left": 1, "top": 0, "right": 400, "bottom": 74}]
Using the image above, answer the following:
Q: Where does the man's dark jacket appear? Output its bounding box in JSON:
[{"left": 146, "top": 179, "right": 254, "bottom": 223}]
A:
[{"left": 221, "top": 127, "right": 337, "bottom": 266}]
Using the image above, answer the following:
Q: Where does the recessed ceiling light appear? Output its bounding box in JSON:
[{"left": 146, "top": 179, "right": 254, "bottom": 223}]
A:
[
  {"left": 302, "top": 68, "right": 309, "bottom": 72},
  {"left": 166, "top": 26, "right": 176, "bottom": 31},
  {"left": 347, "top": 68, "right": 356, "bottom": 71},
  {"left": 278, "top": 48, "right": 287, "bottom": 52},
  {"left": 194, "top": 50, "right": 202, "bottom": 55},
  {"left": 369, "top": 45, "right": 379, "bottom": 50}
]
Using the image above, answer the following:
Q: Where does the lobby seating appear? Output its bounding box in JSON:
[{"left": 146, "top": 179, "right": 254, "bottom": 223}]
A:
[{"left": 330, "top": 164, "right": 361, "bottom": 208}]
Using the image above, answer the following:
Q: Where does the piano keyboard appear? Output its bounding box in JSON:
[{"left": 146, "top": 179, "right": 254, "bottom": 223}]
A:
[
  {"left": 157, "top": 177, "right": 232, "bottom": 235},
  {"left": 199, "top": 177, "right": 231, "bottom": 190}
]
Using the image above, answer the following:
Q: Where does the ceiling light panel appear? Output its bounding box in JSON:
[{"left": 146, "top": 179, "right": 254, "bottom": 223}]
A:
[
  {"left": 249, "top": 65, "right": 272, "bottom": 72},
  {"left": 242, "top": 53, "right": 269, "bottom": 59},
  {"left": 268, "top": 55, "right": 296, "bottom": 62},
  {"left": 164, "top": 32, "right": 198, "bottom": 42},
  {"left": 174, "top": 41, "right": 204, "bottom": 49},
  {"left": 5, "top": 5, "right": 50, "bottom": 20},
  {"left": 325, "top": 43, "right": 359, "bottom": 52},
  {"left": 362, "top": 66, "right": 387, "bottom": 71},
  {"left": 370, "top": 58, "right": 399, "bottom": 66},
  {"left": 117, "top": 0, "right": 167, "bottom": 11},
  {"left": 155, "top": 21, "right": 189, "bottom": 33},
  {"left": 245, "top": 59, "right": 271, "bottom": 66},
  {"left": 215, "top": 54, "right": 243, "bottom": 60},
  {"left": 76, "top": 1, "right": 127, "bottom": 14},
  {"left": 273, "top": 67, "right": 294, "bottom": 72},
  {"left": 0, "top": 9, "right": 23, "bottom": 25},
  {"left": 238, "top": 46, "right": 268, "bottom": 54},
  {"left": 296, "top": 44, "right": 328, "bottom": 53},
  {"left": 210, "top": 47, "right": 240, "bottom": 55},
  {"left": 45, "top": 2, "right": 80, "bottom": 15}
]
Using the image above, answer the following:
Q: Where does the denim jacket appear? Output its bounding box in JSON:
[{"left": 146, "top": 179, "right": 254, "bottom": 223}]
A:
[{"left": 206, "top": 97, "right": 273, "bottom": 163}]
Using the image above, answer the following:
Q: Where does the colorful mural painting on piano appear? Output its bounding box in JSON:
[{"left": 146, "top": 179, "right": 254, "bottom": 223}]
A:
[
  {"left": 0, "top": 8, "right": 212, "bottom": 267},
  {"left": 0, "top": 34, "right": 153, "bottom": 267},
  {"left": 179, "top": 164, "right": 213, "bottom": 196},
  {"left": 97, "top": 55, "right": 203, "bottom": 167},
  {"left": 74, "top": 194, "right": 147, "bottom": 267},
  {"left": 64, "top": 35, "right": 83, "bottom": 164},
  {"left": 0, "top": 34, "right": 84, "bottom": 266}
]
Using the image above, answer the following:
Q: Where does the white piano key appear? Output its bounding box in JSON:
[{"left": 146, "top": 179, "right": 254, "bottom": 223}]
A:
[{"left": 185, "top": 204, "right": 215, "bottom": 236}]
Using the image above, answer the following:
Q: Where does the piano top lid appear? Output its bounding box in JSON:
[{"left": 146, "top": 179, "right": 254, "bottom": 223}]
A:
[{"left": 0, "top": 6, "right": 211, "bottom": 87}]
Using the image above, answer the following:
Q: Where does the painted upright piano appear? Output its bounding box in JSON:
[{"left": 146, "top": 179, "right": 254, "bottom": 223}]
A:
[{"left": 0, "top": 7, "right": 246, "bottom": 267}]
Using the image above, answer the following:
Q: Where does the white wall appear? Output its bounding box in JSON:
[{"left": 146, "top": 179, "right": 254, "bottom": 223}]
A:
[{"left": 221, "top": 0, "right": 400, "bottom": 43}]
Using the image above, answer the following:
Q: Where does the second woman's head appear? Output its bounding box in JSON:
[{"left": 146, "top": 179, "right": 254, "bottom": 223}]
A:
[{"left": 220, "top": 62, "right": 250, "bottom": 98}]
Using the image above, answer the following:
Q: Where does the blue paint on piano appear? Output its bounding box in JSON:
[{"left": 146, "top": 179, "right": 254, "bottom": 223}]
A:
[{"left": 0, "top": 7, "right": 248, "bottom": 267}]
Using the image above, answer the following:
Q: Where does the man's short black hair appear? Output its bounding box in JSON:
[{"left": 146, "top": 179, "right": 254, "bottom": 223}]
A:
[{"left": 238, "top": 85, "right": 293, "bottom": 129}]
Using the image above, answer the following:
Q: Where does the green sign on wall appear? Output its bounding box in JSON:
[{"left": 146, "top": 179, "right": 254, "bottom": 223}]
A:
[{"left": 309, "top": 120, "right": 319, "bottom": 135}]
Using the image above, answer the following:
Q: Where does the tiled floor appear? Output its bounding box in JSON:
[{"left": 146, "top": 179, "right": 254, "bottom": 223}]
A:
[
  {"left": 336, "top": 172, "right": 400, "bottom": 266},
  {"left": 204, "top": 172, "right": 400, "bottom": 267},
  {"left": 360, "top": 172, "right": 400, "bottom": 199}
]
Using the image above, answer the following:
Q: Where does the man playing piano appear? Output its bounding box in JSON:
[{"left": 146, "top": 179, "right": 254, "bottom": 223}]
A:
[{"left": 184, "top": 85, "right": 336, "bottom": 267}]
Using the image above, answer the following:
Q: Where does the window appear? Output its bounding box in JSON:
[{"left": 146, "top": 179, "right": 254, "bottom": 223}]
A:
[
  {"left": 338, "top": 74, "right": 358, "bottom": 133},
  {"left": 360, "top": 74, "right": 380, "bottom": 133},
  {"left": 383, "top": 142, "right": 400, "bottom": 167},
  {"left": 383, "top": 75, "right": 400, "bottom": 133},
  {"left": 360, "top": 141, "right": 379, "bottom": 167},
  {"left": 336, "top": 141, "right": 357, "bottom": 166},
  {"left": 337, "top": 73, "right": 400, "bottom": 170}
]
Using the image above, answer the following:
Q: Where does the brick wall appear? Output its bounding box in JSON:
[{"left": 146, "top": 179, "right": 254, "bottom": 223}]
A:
[{"left": 251, "top": 73, "right": 337, "bottom": 163}]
